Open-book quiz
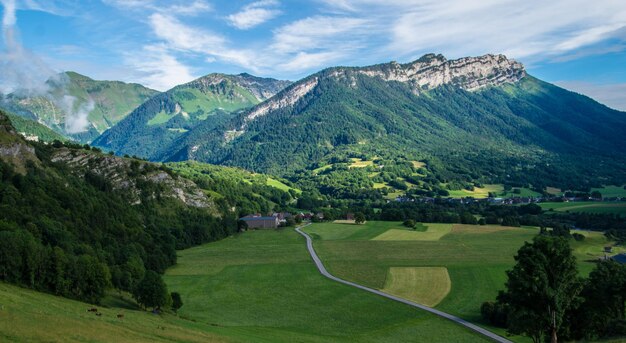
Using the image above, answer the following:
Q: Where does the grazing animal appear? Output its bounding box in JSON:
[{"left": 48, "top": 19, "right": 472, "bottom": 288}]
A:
[
  {"left": 95, "top": 312, "right": 102, "bottom": 316},
  {"left": 117, "top": 314, "right": 124, "bottom": 319},
  {"left": 87, "top": 308, "right": 98, "bottom": 312}
]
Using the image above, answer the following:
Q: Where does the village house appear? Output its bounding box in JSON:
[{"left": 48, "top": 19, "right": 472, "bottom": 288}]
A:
[{"left": 240, "top": 215, "right": 280, "bottom": 229}]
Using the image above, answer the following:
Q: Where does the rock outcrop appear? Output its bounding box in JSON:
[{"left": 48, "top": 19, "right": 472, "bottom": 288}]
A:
[{"left": 51, "top": 149, "right": 217, "bottom": 212}]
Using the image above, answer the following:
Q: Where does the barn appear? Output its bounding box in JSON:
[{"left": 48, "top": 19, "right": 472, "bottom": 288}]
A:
[{"left": 240, "top": 216, "right": 280, "bottom": 229}]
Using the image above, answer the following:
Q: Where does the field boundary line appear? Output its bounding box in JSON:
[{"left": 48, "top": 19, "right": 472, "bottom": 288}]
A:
[{"left": 295, "top": 224, "right": 513, "bottom": 343}]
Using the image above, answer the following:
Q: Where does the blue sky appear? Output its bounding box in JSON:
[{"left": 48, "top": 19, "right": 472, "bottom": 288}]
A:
[{"left": 2, "top": 0, "right": 626, "bottom": 110}]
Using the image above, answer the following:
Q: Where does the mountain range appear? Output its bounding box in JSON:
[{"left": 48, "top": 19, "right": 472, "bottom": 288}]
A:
[
  {"left": 143, "top": 54, "right": 626, "bottom": 190},
  {"left": 92, "top": 73, "right": 291, "bottom": 159},
  {"left": 1, "top": 72, "right": 158, "bottom": 142},
  {"left": 5, "top": 54, "right": 626, "bottom": 192}
]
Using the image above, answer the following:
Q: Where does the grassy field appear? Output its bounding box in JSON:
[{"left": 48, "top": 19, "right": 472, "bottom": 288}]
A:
[
  {"left": 592, "top": 185, "right": 626, "bottom": 198},
  {"left": 349, "top": 158, "right": 374, "bottom": 168},
  {"left": 381, "top": 267, "right": 451, "bottom": 307},
  {"left": 372, "top": 224, "right": 453, "bottom": 241},
  {"left": 164, "top": 229, "right": 489, "bottom": 342},
  {"left": 539, "top": 202, "right": 626, "bottom": 216},
  {"left": 448, "top": 184, "right": 504, "bottom": 198},
  {"left": 0, "top": 229, "right": 491, "bottom": 342},
  {"left": 266, "top": 177, "right": 301, "bottom": 194},
  {"left": 304, "top": 221, "right": 621, "bottom": 341},
  {"left": 0, "top": 283, "right": 228, "bottom": 343}
]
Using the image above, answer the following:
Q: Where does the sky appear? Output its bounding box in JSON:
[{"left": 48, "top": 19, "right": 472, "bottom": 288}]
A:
[{"left": 1, "top": 0, "right": 626, "bottom": 110}]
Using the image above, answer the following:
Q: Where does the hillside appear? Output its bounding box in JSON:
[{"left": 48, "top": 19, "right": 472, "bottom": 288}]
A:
[
  {"left": 4, "top": 111, "right": 66, "bottom": 142},
  {"left": 159, "top": 54, "right": 626, "bottom": 193},
  {"left": 1, "top": 72, "right": 158, "bottom": 142},
  {"left": 93, "top": 73, "right": 291, "bottom": 160},
  {"left": 0, "top": 109, "right": 288, "bottom": 306}
]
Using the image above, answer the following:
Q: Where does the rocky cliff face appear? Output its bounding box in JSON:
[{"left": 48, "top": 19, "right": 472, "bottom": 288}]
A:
[
  {"left": 0, "top": 111, "right": 39, "bottom": 173},
  {"left": 352, "top": 53, "right": 525, "bottom": 91},
  {"left": 231, "top": 54, "right": 524, "bottom": 133},
  {"left": 51, "top": 149, "right": 217, "bottom": 212}
]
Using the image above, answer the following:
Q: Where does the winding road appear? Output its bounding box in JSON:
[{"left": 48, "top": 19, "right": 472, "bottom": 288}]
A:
[{"left": 295, "top": 224, "right": 513, "bottom": 343}]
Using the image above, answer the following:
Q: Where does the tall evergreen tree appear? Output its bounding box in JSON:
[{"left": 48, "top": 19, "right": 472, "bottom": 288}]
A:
[{"left": 497, "top": 236, "right": 582, "bottom": 343}]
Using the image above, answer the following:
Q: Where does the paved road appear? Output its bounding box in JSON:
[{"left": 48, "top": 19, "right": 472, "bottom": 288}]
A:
[{"left": 295, "top": 224, "right": 513, "bottom": 343}]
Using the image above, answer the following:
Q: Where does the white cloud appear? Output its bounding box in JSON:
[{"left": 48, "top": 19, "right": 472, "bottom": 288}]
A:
[
  {"left": 125, "top": 44, "right": 195, "bottom": 91},
  {"left": 318, "top": 0, "right": 626, "bottom": 61},
  {"left": 149, "top": 13, "right": 224, "bottom": 51},
  {"left": 103, "top": 0, "right": 212, "bottom": 16},
  {"left": 1, "top": 0, "right": 16, "bottom": 27},
  {"left": 278, "top": 51, "right": 345, "bottom": 71},
  {"left": 271, "top": 16, "right": 369, "bottom": 54},
  {"left": 227, "top": 0, "right": 281, "bottom": 30},
  {"left": 556, "top": 81, "right": 626, "bottom": 111}
]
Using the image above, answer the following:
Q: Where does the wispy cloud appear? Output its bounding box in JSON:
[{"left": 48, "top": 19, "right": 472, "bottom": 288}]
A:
[
  {"left": 228, "top": 0, "right": 281, "bottom": 30},
  {"left": 103, "top": 0, "right": 212, "bottom": 16},
  {"left": 124, "top": 44, "right": 195, "bottom": 91}
]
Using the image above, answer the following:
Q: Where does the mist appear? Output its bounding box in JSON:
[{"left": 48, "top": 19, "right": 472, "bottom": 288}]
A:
[{"left": 0, "top": 0, "right": 92, "bottom": 134}]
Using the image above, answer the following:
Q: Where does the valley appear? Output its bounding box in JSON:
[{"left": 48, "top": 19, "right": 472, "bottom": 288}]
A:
[{"left": 1, "top": 21, "right": 626, "bottom": 340}]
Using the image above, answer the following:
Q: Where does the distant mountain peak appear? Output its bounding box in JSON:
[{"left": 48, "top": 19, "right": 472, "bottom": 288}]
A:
[
  {"left": 232, "top": 54, "right": 525, "bottom": 131},
  {"left": 182, "top": 73, "right": 291, "bottom": 102},
  {"left": 351, "top": 53, "right": 525, "bottom": 92}
]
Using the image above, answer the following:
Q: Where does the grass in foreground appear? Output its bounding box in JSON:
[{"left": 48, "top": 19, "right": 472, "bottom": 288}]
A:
[
  {"left": 305, "top": 222, "right": 620, "bottom": 342},
  {"left": 164, "top": 229, "right": 490, "bottom": 343},
  {"left": 1, "top": 229, "right": 490, "bottom": 342},
  {"left": 0, "top": 283, "right": 226, "bottom": 343}
]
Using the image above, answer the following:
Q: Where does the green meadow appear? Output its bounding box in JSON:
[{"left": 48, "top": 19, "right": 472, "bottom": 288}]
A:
[
  {"left": 304, "top": 221, "right": 621, "bottom": 341},
  {"left": 539, "top": 202, "right": 626, "bottom": 216},
  {"left": 163, "top": 229, "right": 489, "bottom": 342},
  {"left": 0, "top": 229, "right": 490, "bottom": 342}
]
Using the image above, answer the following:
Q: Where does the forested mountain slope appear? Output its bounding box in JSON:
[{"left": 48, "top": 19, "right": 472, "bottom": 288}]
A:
[
  {"left": 162, "top": 54, "right": 626, "bottom": 190},
  {"left": 2, "top": 72, "right": 158, "bottom": 142},
  {"left": 0, "top": 110, "right": 292, "bottom": 304},
  {"left": 93, "top": 73, "right": 291, "bottom": 160}
]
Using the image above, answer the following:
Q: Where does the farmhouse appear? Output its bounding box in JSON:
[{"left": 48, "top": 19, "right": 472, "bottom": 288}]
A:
[{"left": 240, "top": 215, "right": 279, "bottom": 229}]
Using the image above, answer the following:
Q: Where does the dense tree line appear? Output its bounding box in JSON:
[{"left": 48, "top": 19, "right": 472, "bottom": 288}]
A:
[
  {"left": 482, "top": 236, "right": 626, "bottom": 342},
  {"left": 0, "top": 142, "right": 237, "bottom": 305}
]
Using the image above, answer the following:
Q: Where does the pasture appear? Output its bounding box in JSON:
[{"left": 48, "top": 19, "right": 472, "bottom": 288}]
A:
[
  {"left": 539, "top": 202, "right": 626, "bottom": 216},
  {"left": 0, "top": 282, "right": 227, "bottom": 343},
  {"left": 447, "top": 184, "right": 504, "bottom": 198},
  {"left": 381, "top": 267, "right": 451, "bottom": 307},
  {"left": 304, "top": 221, "right": 620, "bottom": 338},
  {"left": 0, "top": 229, "right": 490, "bottom": 343},
  {"left": 164, "top": 229, "right": 490, "bottom": 342}
]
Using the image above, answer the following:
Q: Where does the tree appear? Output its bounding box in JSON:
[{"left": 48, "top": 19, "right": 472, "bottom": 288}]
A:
[
  {"left": 497, "top": 236, "right": 582, "bottom": 343},
  {"left": 133, "top": 271, "right": 170, "bottom": 310},
  {"left": 403, "top": 219, "right": 415, "bottom": 228},
  {"left": 354, "top": 212, "right": 366, "bottom": 224},
  {"left": 171, "top": 292, "right": 183, "bottom": 313},
  {"left": 574, "top": 260, "right": 626, "bottom": 339}
]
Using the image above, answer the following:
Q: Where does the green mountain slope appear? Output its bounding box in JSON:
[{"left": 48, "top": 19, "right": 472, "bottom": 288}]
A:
[
  {"left": 2, "top": 72, "right": 158, "bottom": 142},
  {"left": 162, "top": 54, "right": 626, "bottom": 191},
  {"left": 4, "top": 111, "right": 67, "bottom": 142},
  {"left": 92, "top": 73, "right": 291, "bottom": 160}
]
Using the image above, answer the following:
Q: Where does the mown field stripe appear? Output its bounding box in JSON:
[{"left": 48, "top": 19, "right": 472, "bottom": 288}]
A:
[{"left": 295, "top": 225, "right": 513, "bottom": 343}]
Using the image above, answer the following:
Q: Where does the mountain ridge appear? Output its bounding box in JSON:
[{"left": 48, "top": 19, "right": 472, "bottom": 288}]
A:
[
  {"left": 92, "top": 72, "right": 291, "bottom": 160},
  {"left": 153, "top": 54, "right": 626, "bottom": 192}
]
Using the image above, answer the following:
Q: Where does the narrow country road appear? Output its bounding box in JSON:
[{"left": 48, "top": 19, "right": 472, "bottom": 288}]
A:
[{"left": 295, "top": 224, "right": 513, "bottom": 343}]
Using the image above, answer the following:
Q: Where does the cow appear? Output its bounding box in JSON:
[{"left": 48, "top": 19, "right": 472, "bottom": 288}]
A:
[
  {"left": 87, "top": 308, "right": 98, "bottom": 312},
  {"left": 117, "top": 314, "right": 124, "bottom": 319},
  {"left": 95, "top": 312, "right": 102, "bottom": 317}
]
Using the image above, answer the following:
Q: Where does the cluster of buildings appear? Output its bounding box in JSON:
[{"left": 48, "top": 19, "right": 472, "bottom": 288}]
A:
[{"left": 239, "top": 212, "right": 324, "bottom": 229}]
